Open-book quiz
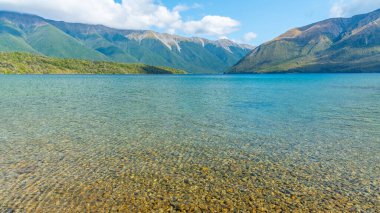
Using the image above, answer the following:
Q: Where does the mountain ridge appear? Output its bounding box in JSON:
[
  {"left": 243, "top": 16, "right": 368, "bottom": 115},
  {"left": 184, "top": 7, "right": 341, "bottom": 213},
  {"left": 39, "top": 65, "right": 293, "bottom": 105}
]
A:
[
  {"left": 0, "top": 11, "right": 254, "bottom": 74},
  {"left": 229, "top": 9, "right": 380, "bottom": 73}
]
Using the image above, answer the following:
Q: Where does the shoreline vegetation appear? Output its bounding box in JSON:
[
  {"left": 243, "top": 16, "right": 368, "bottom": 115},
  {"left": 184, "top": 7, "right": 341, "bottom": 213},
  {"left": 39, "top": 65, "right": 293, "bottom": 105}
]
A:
[
  {"left": 0, "top": 52, "right": 186, "bottom": 75},
  {"left": 1, "top": 52, "right": 378, "bottom": 75}
]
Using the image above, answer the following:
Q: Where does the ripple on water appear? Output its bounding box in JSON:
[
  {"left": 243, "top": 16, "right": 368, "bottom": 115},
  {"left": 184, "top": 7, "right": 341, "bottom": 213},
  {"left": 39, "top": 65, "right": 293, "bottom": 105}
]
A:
[{"left": 0, "top": 74, "right": 379, "bottom": 212}]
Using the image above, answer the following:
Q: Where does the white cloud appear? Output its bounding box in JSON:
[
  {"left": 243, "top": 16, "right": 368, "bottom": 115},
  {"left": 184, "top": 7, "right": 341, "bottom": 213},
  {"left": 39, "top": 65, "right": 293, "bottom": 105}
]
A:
[
  {"left": 182, "top": 16, "right": 240, "bottom": 37},
  {"left": 242, "top": 32, "right": 258, "bottom": 43},
  {"left": 330, "top": 0, "right": 380, "bottom": 17},
  {"left": 0, "top": 0, "right": 239, "bottom": 38},
  {"left": 173, "top": 3, "right": 202, "bottom": 12}
]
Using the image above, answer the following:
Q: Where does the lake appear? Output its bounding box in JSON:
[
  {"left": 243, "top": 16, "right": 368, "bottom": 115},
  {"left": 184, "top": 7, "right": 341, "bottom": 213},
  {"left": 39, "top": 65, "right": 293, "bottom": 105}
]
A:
[{"left": 0, "top": 74, "right": 379, "bottom": 212}]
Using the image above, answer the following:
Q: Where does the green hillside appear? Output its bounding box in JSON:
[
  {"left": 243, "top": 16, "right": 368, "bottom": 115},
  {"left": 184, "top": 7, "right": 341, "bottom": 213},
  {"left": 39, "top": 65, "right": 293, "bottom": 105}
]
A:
[
  {"left": 0, "top": 33, "right": 37, "bottom": 53},
  {"left": 26, "top": 25, "right": 107, "bottom": 60},
  {"left": 0, "top": 52, "right": 186, "bottom": 74},
  {"left": 229, "top": 9, "right": 380, "bottom": 73}
]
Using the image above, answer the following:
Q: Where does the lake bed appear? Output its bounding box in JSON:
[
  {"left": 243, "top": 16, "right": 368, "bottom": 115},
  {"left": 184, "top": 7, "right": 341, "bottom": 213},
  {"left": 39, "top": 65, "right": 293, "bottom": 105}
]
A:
[{"left": 0, "top": 74, "right": 379, "bottom": 212}]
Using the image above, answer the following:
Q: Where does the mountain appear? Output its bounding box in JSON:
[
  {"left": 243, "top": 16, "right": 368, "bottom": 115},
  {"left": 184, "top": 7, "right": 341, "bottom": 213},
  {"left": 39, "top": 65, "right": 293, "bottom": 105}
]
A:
[
  {"left": 0, "top": 11, "right": 253, "bottom": 74},
  {"left": 0, "top": 52, "right": 185, "bottom": 74},
  {"left": 229, "top": 9, "right": 380, "bottom": 73}
]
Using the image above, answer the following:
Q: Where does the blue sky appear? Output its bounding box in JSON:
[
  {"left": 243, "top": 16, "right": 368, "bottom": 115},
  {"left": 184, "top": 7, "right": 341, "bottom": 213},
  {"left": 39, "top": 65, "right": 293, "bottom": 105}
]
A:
[
  {"left": 161, "top": 0, "right": 380, "bottom": 45},
  {"left": 161, "top": 0, "right": 332, "bottom": 45},
  {"left": 0, "top": 0, "right": 379, "bottom": 45}
]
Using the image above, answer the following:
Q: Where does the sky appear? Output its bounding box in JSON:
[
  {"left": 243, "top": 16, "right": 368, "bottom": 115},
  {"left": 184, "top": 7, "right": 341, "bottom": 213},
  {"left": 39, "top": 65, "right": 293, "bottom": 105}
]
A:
[{"left": 0, "top": 0, "right": 379, "bottom": 45}]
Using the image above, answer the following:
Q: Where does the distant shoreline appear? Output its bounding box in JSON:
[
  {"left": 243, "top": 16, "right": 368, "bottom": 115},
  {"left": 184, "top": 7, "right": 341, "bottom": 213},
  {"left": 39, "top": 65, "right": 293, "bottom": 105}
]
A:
[{"left": 0, "top": 52, "right": 186, "bottom": 75}]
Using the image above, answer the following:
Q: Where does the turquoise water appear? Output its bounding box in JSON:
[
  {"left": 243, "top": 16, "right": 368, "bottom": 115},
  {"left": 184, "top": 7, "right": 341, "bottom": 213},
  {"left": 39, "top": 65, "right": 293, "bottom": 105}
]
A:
[{"left": 0, "top": 74, "right": 379, "bottom": 211}]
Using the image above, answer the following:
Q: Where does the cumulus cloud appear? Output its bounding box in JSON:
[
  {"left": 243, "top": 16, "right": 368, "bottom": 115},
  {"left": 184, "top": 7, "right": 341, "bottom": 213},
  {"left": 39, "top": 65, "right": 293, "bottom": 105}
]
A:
[
  {"left": 0, "top": 0, "right": 240, "bottom": 37},
  {"left": 330, "top": 0, "right": 380, "bottom": 17},
  {"left": 242, "top": 32, "right": 258, "bottom": 43}
]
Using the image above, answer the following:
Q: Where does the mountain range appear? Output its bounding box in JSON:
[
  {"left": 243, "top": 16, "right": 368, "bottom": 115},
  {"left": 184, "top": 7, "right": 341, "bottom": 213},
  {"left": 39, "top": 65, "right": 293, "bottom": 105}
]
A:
[
  {"left": 230, "top": 9, "right": 380, "bottom": 73},
  {"left": 1, "top": 9, "right": 379, "bottom": 74},
  {"left": 0, "top": 11, "right": 253, "bottom": 74}
]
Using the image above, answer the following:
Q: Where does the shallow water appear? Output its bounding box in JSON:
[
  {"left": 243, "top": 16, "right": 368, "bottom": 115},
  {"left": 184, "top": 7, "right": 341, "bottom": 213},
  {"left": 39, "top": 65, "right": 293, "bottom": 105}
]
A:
[{"left": 0, "top": 74, "right": 379, "bottom": 212}]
